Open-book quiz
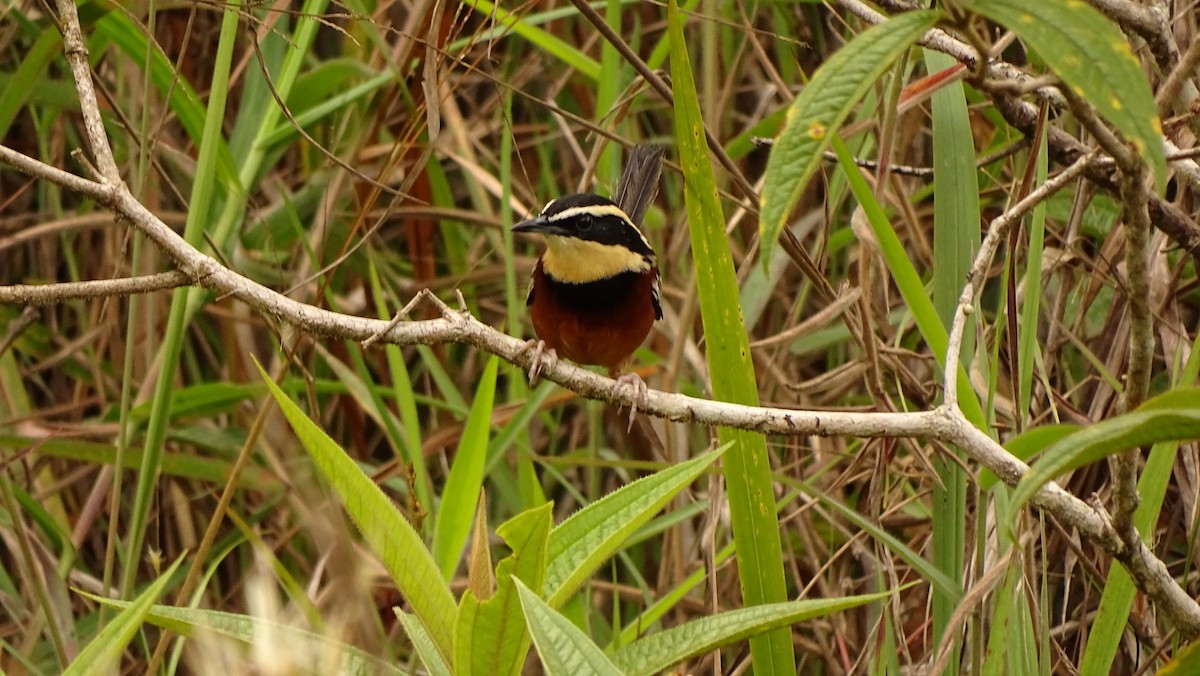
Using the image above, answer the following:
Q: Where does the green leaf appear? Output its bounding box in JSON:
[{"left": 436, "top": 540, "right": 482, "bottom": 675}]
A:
[
  {"left": 806, "top": 486, "right": 959, "bottom": 600},
  {"left": 981, "top": 558, "right": 1041, "bottom": 676},
  {"left": 611, "top": 591, "right": 896, "bottom": 676},
  {"left": 0, "top": 27, "right": 61, "bottom": 139},
  {"left": 1079, "top": 339, "right": 1200, "bottom": 674},
  {"left": 668, "top": 2, "right": 796, "bottom": 671},
  {"left": 1158, "top": 636, "right": 1200, "bottom": 675},
  {"left": 64, "top": 557, "right": 182, "bottom": 676},
  {"left": 515, "top": 579, "right": 622, "bottom": 676},
  {"left": 544, "top": 446, "right": 725, "bottom": 607},
  {"left": 966, "top": 0, "right": 1165, "bottom": 190},
  {"left": 255, "top": 359, "right": 456, "bottom": 665},
  {"left": 122, "top": 0, "right": 244, "bottom": 600},
  {"left": 83, "top": 594, "right": 403, "bottom": 676},
  {"left": 829, "top": 135, "right": 986, "bottom": 428},
  {"left": 759, "top": 10, "right": 940, "bottom": 269},
  {"left": 433, "top": 356, "right": 500, "bottom": 579},
  {"left": 1011, "top": 388, "right": 1200, "bottom": 509},
  {"left": 456, "top": 503, "right": 552, "bottom": 676},
  {"left": 397, "top": 610, "right": 452, "bottom": 676},
  {"left": 1018, "top": 132, "right": 1050, "bottom": 426},
  {"left": 926, "top": 47, "right": 980, "bottom": 669}
]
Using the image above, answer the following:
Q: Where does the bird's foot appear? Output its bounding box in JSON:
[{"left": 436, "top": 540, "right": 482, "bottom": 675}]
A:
[
  {"left": 519, "top": 339, "right": 557, "bottom": 386},
  {"left": 613, "top": 372, "right": 650, "bottom": 432}
]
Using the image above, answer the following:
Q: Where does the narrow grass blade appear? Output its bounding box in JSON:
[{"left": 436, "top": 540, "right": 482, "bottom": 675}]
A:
[
  {"left": 255, "top": 360, "right": 456, "bottom": 664},
  {"left": 926, "top": 47, "right": 980, "bottom": 671},
  {"left": 1018, "top": 133, "right": 1049, "bottom": 424},
  {"left": 0, "top": 28, "right": 60, "bottom": 139},
  {"left": 802, "top": 484, "right": 959, "bottom": 599},
  {"left": 63, "top": 557, "right": 182, "bottom": 676},
  {"left": 830, "top": 135, "right": 986, "bottom": 428},
  {"left": 92, "top": 11, "right": 238, "bottom": 185},
  {"left": 978, "top": 425, "right": 1078, "bottom": 490},
  {"left": 759, "top": 10, "right": 939, "bottom": 269},
  {"left": 462, "top": 0, "right": 600, "bottom": 80},
  {"left": 433, "top": 356, "right": 500, "bottom": 580},
  {"left": 668, "top": 2, "right": 794, "bottom": 671},
  {"left": 122, "top": 1, "right": 242, "bottom": 599},
  {"left": 84, "top": 593, "right": 404, "bottom": 676}
]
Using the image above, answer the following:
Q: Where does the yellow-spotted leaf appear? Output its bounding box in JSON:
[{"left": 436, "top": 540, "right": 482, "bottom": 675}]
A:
[
  {"left": 759, "top": 10, "right": 940, "bottom": 271},
  {"left": 967, "top": 0, "right": 1165, "bottom": 191}
]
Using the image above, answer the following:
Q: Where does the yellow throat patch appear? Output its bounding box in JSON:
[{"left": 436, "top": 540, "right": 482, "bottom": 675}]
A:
[{"left": 540, "top": 235, "right": 653, "bottom": 283}]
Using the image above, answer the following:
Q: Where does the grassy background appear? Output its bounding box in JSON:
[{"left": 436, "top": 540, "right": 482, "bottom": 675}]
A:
[{"left": 1, "top": 0, "right": 1198, "bottom": 673}]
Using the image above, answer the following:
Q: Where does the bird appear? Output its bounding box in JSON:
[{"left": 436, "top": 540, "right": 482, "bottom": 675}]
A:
[{"left": 513, "top": 144, "right": 665, "bottom": 418}]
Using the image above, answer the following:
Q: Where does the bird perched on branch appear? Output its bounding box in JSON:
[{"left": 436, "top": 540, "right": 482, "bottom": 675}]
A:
[{"left": 513, "top": 144, "right": 666, "bottom": 418}]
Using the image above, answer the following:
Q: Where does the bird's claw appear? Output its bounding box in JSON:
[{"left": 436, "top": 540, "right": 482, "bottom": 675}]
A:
[
  {"left": 613, "top": 372, "right": 649, "bottom": 432},
  {"left": 520, "top": 339, "right": 557, "bottom": 386}
]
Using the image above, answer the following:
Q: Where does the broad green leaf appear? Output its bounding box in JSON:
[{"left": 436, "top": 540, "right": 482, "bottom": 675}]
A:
[
  {"left": 433, "top": 356, "right": 500, "bottom": 579},
  {"left": 455, "top": 503, "right": 552, "bottom": 676},
  {"left": 255, "top": 360, "right": 456, "bottom": 664},
  {"left": 759, "top": 10, "right": 940, "bottom": 269},
  {"left": 544, "top": 446, "right": 724, "bottom": 607},
  {"left": 1159, "top": 637, "right": 1200, "bottom": 675},
  {"left": 514, "top": 580, "right": 622, "bottom": 676},
  {"left": 64, "top": 558, "right": 182, "bottom": 676},
  {"left": 966, "top": 0, "right": 1165, "bottom": 191},
  {"left": 1011, "top": 388, "right": 1200, "bottom": 509},
  {"left": 397, "top": 610, "right": 452, "bottom": 676},
  {"left": 84, "top": 594, "right": 402, "bottom": 676},
  {"left": 611, "top": 591, "right": 895, "bottom": 676},
  {"left": 668, "top": 1, "right": 795, "bottom": 672},
  {"left": 1080, "top": 339, "right": 1200, "bottom": 674}
]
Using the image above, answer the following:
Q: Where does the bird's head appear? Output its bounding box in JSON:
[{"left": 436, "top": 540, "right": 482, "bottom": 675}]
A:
[{"left": 513, "top": 194, "right": 656, "bottom": 283}]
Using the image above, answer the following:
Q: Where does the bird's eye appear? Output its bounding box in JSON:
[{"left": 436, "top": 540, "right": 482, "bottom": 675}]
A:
[{"left": 576, "top": 215, "right": 593, "bottom": 231}]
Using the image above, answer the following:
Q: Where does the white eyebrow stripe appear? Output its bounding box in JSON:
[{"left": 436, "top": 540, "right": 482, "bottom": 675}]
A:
[
  {"left": 546, "top": 204, "right": 653, "bottom": 251},
  {"left": 546, "top": 204, "right": 631, "bottom": 222}
]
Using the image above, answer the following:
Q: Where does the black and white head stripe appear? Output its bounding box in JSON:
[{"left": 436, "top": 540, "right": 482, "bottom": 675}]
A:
[{"left": 539, "top": 194, "right": 655, "bottom": 257}]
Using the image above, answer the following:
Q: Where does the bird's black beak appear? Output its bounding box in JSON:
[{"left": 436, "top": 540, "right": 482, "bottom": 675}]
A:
[{"left": 512, "top": 216, "right": 568, "bottom": 236}]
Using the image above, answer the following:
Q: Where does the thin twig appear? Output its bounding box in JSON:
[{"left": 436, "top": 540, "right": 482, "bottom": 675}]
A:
[
  {"left": 944, "top": 153, "right": 1096, "bottom": 408},
  {"left": 0, "top": 272, "right": 190, "bottom": 305}
]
